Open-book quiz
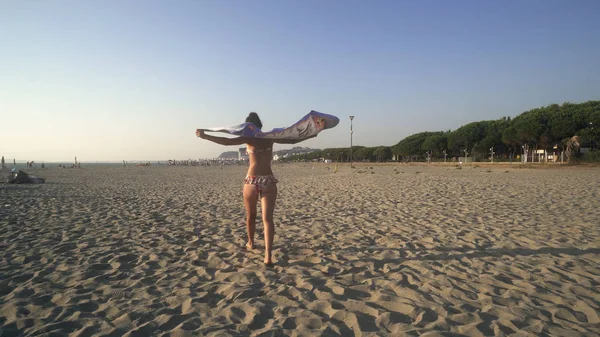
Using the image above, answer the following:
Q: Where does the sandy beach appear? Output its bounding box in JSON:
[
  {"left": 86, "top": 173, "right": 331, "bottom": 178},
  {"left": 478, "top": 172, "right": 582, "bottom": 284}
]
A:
[{"left": 1, "top": 163, "right": 599, "bottom": 336}]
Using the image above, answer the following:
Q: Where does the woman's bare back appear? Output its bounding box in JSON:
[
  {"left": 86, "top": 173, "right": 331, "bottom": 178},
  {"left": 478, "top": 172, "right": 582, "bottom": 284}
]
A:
[{"left": 245, "top": 139, "right": 275, "bottom": 176}]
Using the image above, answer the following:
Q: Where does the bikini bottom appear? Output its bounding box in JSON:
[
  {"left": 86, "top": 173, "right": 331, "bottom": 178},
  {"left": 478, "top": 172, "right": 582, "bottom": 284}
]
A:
[{"left": 243, "top": 175, "right": 278, "bottom": 196}]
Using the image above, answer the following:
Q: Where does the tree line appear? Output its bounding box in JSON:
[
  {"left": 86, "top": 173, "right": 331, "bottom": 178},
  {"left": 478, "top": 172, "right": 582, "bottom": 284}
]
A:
[{"left": 284, "top": 101, "right": 599, "bottom": 163}]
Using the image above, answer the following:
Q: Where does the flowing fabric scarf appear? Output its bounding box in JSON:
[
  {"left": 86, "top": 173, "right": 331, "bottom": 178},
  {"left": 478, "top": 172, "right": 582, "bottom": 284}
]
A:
[{"left": 199, "top": 110, "right": 339, "bottom": 140}]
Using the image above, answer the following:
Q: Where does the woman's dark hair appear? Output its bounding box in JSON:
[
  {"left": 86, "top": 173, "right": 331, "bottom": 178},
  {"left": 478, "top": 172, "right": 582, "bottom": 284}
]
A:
[{"left": 245, "top": 112, "right": 263, "bottom": 129}]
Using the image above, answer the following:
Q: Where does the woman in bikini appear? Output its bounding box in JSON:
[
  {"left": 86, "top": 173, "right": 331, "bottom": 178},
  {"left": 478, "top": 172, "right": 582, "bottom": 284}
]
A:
[{"left": 196, "top": 112, "right": 311, "bottom": 266}]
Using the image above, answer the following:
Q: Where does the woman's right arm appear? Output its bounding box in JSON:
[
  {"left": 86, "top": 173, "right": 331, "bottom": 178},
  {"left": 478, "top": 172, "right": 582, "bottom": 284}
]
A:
[{"left": 196, "top": 130, "right": 246, "bottom": 146}]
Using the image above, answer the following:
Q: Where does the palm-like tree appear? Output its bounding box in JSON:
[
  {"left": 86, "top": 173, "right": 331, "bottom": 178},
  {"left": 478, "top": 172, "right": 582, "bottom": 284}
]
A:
[{"left": 564, "top": 136, "right": 580, "bottom": 163}]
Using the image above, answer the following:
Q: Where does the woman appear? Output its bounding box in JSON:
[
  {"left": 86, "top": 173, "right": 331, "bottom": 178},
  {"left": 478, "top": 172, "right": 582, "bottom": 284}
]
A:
[{"left": 196, "top": 112, "right": 312, "bottom": 266}]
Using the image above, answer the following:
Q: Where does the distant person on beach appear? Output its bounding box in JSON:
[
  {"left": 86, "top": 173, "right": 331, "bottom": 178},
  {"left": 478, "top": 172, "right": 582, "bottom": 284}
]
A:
[{"left": 196, "top": 112, "right": 314, "bottom": 266}]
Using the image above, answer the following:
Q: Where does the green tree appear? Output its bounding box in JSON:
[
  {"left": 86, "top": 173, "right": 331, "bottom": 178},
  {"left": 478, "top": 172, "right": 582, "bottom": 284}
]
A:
[
  {"left": 447, "top": 121, "right": 487, "bottom": 157},
  {"left": 353, "top": 146, "right": 373, "bottom": 162},
  {"left": 373, "top": 146, "right": 392, "bottom": 162},
  {"left": 392, "top": 132, "right": 439, "bottom": 160},
  {"left": 502, "top": 124, "right": 520, "bottom": 161},
  {"left": 290, "top": 100, "right": 600, "bottom": 163},
  {"left": 421, "top": 132, "right": 447, "bottom": 157}
]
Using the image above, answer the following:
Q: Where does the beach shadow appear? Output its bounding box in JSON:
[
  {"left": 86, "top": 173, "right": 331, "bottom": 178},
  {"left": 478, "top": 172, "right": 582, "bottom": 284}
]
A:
[
  {"left": 404, "top": 246, "right": 600, "bottom": 262},
  {"left": 360, "top": 246, "right": 599, "bottom": 264},
  {"left": 0, "top": 322, "right": 27, "bottom": 337},
  {"left": 0, "top": 184, "right": 44, "bottom": 191}
]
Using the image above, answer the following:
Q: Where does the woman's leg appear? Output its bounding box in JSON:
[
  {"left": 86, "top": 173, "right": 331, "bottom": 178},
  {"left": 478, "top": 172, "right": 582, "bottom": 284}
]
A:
[
  {"left": 243, "top": 183, "right": 259, "bottom": 249},
  {"left": 260, "top": 183, "right": 278, "bottom": 265}
]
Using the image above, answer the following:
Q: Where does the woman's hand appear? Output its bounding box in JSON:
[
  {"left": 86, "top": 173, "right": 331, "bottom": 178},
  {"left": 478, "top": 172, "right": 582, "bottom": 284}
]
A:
[{"left": 196, "top": 129, "right": 206, "bottom": 138}]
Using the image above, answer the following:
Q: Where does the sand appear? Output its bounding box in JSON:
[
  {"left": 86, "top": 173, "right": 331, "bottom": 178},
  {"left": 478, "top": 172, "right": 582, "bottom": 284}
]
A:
[{"left": 1, "top": 163, "right": 599, "bottom": 336}]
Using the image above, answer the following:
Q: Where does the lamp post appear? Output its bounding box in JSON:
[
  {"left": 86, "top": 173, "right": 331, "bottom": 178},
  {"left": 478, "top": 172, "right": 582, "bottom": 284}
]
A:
[{"left": 349, "top": 116, "right": 354, "bottom": 168}]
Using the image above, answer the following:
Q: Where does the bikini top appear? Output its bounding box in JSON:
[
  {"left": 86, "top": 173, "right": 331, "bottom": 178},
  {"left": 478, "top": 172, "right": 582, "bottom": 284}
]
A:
[{"left": 246, "top": 147, "right": 272, "bottom": 154}]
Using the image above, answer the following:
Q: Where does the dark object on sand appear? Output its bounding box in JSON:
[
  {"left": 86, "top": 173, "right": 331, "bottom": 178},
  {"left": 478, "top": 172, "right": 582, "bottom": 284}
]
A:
[{"left": 6, "top": 170, "right": 45, "bottom": 184}]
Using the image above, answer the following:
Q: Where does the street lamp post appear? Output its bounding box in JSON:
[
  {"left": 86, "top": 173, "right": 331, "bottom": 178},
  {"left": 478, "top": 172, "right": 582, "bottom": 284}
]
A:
[{"left": 349, "top": 116, "right": 354, "bottom": 168}]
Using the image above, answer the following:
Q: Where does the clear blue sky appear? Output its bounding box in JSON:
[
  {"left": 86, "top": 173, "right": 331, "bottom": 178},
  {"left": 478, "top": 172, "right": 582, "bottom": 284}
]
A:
[{"left": 1, "top": 0, "right": 599, "bottom": 161}]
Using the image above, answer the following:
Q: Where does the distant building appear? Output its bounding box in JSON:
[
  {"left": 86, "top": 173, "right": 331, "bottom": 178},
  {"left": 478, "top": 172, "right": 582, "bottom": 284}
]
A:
[
  {"left": 218, "top": 151, "right": 239, "bottom": 159},
  {"left": 239, "top": 147, "right": 249, "bottom": 161}
]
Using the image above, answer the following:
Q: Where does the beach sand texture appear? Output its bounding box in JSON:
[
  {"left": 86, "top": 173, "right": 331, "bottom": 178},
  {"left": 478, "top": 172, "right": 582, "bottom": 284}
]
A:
[{"left": 1, "top": 164, "right": 599, "bottom": 336}]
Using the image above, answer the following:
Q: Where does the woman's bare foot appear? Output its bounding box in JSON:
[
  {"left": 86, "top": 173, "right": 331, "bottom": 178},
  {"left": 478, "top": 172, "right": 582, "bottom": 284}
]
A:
[
  {"left": 246, "top": 241, "right": 255, "bottom": 250},
  {"left": 264, "top": 251, "right": 273, "bottom": 266}
]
